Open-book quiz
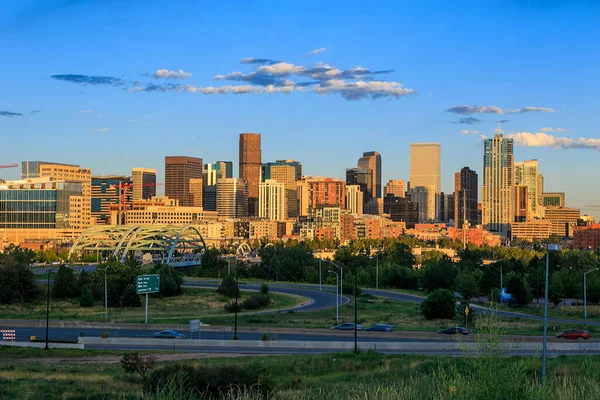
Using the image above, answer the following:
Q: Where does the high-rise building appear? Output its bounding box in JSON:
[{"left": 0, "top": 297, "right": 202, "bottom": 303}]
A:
[
  {"left": 189, "top": 178, "right": 203, "bottom": 208},
  {"left": 216, "top": 161, "right": 233, "bottom": 179},
  {"left": 239, "top": 133, "right": 262, "bottom": 216},
  {"left": 91, "top": 175, "right": 132, "bottom": 224},
  {"left": 346, "top": 168, "right": 373, "bottom": 202},
  {"left": 410, "top": 185, "right": 436, "bottom": 222},
  {"left": 21, "top": 161, "right": 92, "bottom": 227},
  {"left": 482, "top": 131, "right": 514, "bottom": 236},
  {"left": 165, "top": 156, "right": 203, "bottom": 207},
  {"left": 384, "top": 180, "right": 405, "bottom": 198},
  {"left": 203, "top": 163, "right": 224, "bottom": 186},
  {"left": 203, "top": 186, "right": 217, "bottom": 212},
  {"left": 544, "top": 206, "right": 580, "bottom": 237},
  {"left": 298, "top": 177, "right": 346, "bottom": 213},
  {"left": 388, "top": 197, "right": 419, "bottom": 228},
  {"left": 357, "top": 151, "right": 382, "bottom": 199},
  {"left": 440, "top": 192, "right": 455, "bottom": 224},
  {"left": 131, "top": 168, "right": 156, "bottom": 201},
  {"left": 263, "top": 160, "right": 301, "bottom": 218},
  {"left": 454, "top": 167, "right": 478, "bottom": 228},
  {"left": 514, "top": 159, "right": 543, "bottom": 218},
  {"left": 345, "top": 185, "right": 364, "bottom": 215},
  {"left": 410, "top": 143, "right": 441, "bottom": 194},
  {"left": 217, "top": 178, "right": 248, "bottom": 218},
  {"left": 0, "top": 178, "right": 84, "bottom": 229},
  {"left": 258, "top": 179, "right": 285, "bottom": 221},
  {"left": 542, "top": 192, "right": 565, "bottom": 207}
]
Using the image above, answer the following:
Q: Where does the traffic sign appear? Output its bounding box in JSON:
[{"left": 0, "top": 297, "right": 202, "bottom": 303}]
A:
[
  {"left": 465, "top": 306, "right": 470, "bottom": 316},
  {"left": 190, "top": 319, "right": 200, "bottom": 332},
  {"left": 136, "top": 274, "right": 160, "bottom": 294}
]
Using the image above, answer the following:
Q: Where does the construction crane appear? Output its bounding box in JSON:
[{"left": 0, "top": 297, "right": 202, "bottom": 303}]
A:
[
  {"left": 0, "top": 163, "right": 18, "bottom": 169},
  {"left": 109, "top": 182, "right": 165, "bottom": 225}
]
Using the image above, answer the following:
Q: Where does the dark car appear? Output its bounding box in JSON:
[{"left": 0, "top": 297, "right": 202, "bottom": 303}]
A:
[
  {"left": 152, "top": 330, "right": 185, "bottom": 339},
  {"left": 556, "top": 330, "right": 589, "bottom": 340},
  {"left": 331, "top": 323, "right": 364, "bottom": 331},
  {"left": 365, "top": 324, "right": 393, "bottom": 332},
  {"left": 437, "top": 326, "right": 469, "bottom": 335}
]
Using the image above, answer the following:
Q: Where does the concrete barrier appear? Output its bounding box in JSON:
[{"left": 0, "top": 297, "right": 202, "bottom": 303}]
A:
[{"left": 0, "top": 341, "right": 84, "bottom": 349}]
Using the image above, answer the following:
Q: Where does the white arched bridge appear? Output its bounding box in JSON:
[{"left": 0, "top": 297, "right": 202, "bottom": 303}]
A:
[{"left": 68, "top": 225, "right": 207, "bottom": 267}]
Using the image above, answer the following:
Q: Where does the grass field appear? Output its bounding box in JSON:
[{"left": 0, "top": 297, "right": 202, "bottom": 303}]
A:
[
  {"left": 0, "top": 287, "right": 304, "bottom": 324},
  {"left": 2, "top": 347, "right": 600, "bottom": 399}
]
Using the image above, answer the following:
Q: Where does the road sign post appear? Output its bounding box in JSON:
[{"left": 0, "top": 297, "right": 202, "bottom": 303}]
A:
[
  {"left": 136, "top": 275, "right": 160, "bottom": 324},
  {"left": 465, "top": 305, "right": 469, "bottom": 330},
  {"left": 190, "top": 319, "right": 200, "bottom": 340}
]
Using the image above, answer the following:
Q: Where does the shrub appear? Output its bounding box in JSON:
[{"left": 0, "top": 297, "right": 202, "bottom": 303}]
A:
[
  {"left": 242, "top": 294, "right": 271, "bottom": 310},
  {"left": 260, "top": 283, "right": 269, "bottom": 295},
  {"left": 120, "top": 284, "right": 142, "bottom": 307},
  {"left": 121, "top": 352, "right": 157, "bottom": 379},
  {"left": 420, "top": 289, "right": 456, "bottom": 320},
  {"left": 145, "top": 364, "right": 273, "bottom": 399},
  {"left": 341, "top": 282, "right": 363, "bottom": 296},
  {"left": 152, "top": 264, "right": 184, "bottom": 297},
  {"left": 79, "top": 284, "right": 95, "bottom": 307},
  {"left": 224, "top": 301, "right": 242, "bottom": 313},
  {"left": 101, "top": 331, "right": 110, "bottom": 339},
  {"left": 217, "top": 274, "right": 239, "bottom": 298}
]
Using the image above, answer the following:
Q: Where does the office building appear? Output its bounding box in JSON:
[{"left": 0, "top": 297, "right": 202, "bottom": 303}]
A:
[
  {"left": 258, "top": 179, "right": 286, "bottom": 221},
  {"left": 514, "top": 160, "right": 543, "bottom": 218},
  {"left": 574, "top": 224, "right": 600, "bottom": 250},
  {"left": 203, "top": 185, "right": 217, "bottom": 212},
  {"left": 345, "top": 185, "right": 364, "bottom": 215},
  {"left": 439, "top": 193, "right": 455, "bottom": 224},
  {"left": 411, "top": 185, "right": 436, "bottom": 222},
  {"left": 165, "top": 156, "right": 203, "bottom": 207},
  {"left": 239, "top": 133, "right": 262, "bottom": 216},
  {"left": 346, "top": 168, "right": 373, "bottom": 202},
  {"left": 217, "top": 178, "right": 248, "bottom": 218},
  {"left": 91, "top": 175, "right": 132, "bottom": 224},
  {"left": 482, "top": 132, "right": 514, "bottom": 236},
  {"left": 511, "top": 220, "right": 553, "bottom": 241},
  {"left": 297, "top": 177, "right": 346, "bottom": 214},
  {"left": 357, "top": 151, "right": 382, "bottom": 198},
  {"left": 388, "top": 197, "right": 419, "bottom": 228},
  {"left": 203, "top": 163, "right": 224, "bottom": 186},
  {"left": 122, "top": 196, "right": 217, "bottom": 225},
  {"left": 364, "top": 198, "right": 384, "bottom": 216},
  {"left": 131, "top": 168, "right": 156, "bottom": 201},
  {"left": 216, "top": 161, "right": 233, "bottom": 179},
  {"left": 454, "top": 167, "right": 478, "bottom": 228},
  {"left": 410, "top": 143, "right": 441, "bottom": 194},
  {"left": 21, "top": 161, "right": 91, "bottom": 227},
  {"left": 542, "top": 192, "right": 565, "bottom": 207},
  {"left": 0, "top": 178, "right": 83, "bottom": 229},
  {"left": 189, "top": 178, "right": 203, "bottom": 208},
  {"left": 544, "top": 206, "right": 580, "bottom": 237},
  {"left": 384, "top": 180, "right": 405, "bottom": 198},
  {"left": 263, "top": 160, "right": 301, "bottom": 218}
]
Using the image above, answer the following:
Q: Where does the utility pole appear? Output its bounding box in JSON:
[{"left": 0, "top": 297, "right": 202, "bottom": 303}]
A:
[
  {"left": 354, "top": 265, "right": 358, "bottom": 352},
  {"left": 233, "top": 258, "right": 239, "bottom": 340}
]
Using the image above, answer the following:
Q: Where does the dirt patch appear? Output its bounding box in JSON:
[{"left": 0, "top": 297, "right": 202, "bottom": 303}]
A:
[{"left": 16, "top": 352, "right": 281, "bottom": 365}]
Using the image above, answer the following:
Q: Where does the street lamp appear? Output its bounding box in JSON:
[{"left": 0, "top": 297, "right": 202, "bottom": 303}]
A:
[
  {"left": 542, "top": 243, "right": 562, "bottom": 385},
  {"left": 45, "top": 265, "right": 60, "bottom": 350},
  {"left": 324, "top": 260, "right": 343, "bottom": 304},
  {"left": 234, "top": 257, "right": 239, "bottom": 340},
  {"left": 584, "top": 267, "right": 599, "bottom": 322},
  {"left": 328, "top": 270, "right": 339, "bottom": 325},
  {"left": 369, "top": 254, "right": 379, "bottom": 290},
  {"left": 104, "top": 265, "right": 111, "bottom": 322}
]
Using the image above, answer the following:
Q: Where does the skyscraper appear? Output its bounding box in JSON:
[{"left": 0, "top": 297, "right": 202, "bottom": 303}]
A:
[
  {"left": 258, "top": 179, "right": 285, "bottom": 220},
  {"left": 263, "top": 160, "right": 302, "bottom": 218},
  {"left": 410, "top": 185, "right": 436, "bottom": 222},
  {"left": 165, "top": 156, "right": 203, "bottom": 207},
  {"left": 384, "top": 180, "right": 405, "bottom": 198},
  {"left": 345, "top": 185, "right": 364, "bottom": 215},
  {"left": 239, "top": 133, "right": 262, "bottom": 216},
  {"left": 131, "top": 168, "right": 156, "bottom": 201},
  {"left": 357, "top": 151, "right": 382, "bottom": 199},
  {"left": 346, "top": 168, "right": 373, "bottom": 202},
  {"left": 454, "top": 167, "right": 478, "bottom": 228},
  {"left": 216, "top": 161, "right": 233, "bottom": 179},
  {"left": 409, "top": 143, "right": 441, "bottom": 194},
  {"left": 297, "top": 177, "right": 346, "bottom": 213},
  {"left": 514, "top": 159, "right": 543, "bottom": 219},
  {"left": 91, "top": 175, "right": 132, "bottom": 224},
  {"left": 217, "top": 178, "right": 248, "bottom": 218},
  {"left": 482, "top": 131, "right": 514, "bottom": 236}
]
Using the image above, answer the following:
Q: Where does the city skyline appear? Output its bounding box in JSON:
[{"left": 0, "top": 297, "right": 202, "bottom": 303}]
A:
[{"left": 1, "top": 1, "right": 600, "bottom": 218}]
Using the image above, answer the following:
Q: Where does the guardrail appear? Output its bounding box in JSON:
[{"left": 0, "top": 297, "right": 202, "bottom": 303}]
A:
[{"left": 30, "top": 335, "right": 80, "bottom": 344}]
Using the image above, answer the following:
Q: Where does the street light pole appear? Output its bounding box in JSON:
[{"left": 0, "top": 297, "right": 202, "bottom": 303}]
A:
[
  {"left": 354, "top": 265, "right": 358, "bottom": 352},
  {"left": 542, "top": 243, "right": 562, "bottom": 385},
  {"left": 325, "top": 260, "right": 343, "bottom": 305},
  {"left": 584, "top": 268, "right": 599, "bottom": 323},
  {"left": 45, "top": 265, "right": 58, "bottom": 351},
  {"left": 319, "top": 258, "right": 322, "bottom": 291},
  {"left": 376, "top": 254, "right": 379, "bottom": 290},
  {"left": 234, "top": 258, "right": 239, "bottom": 340},
  {"left": 104, "top": 265, "right": 111, "bottom": 322},
  {"left": 329, "top": 270, "right": 339, "bottom": 325}
]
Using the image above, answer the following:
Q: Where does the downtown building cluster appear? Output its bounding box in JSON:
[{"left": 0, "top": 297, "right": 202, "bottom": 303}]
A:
[{"left": 0, "top": 131, "right": 596, "bottom": 250}]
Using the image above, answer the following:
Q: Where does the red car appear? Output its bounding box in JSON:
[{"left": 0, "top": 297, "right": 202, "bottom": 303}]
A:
[{"left": 556, "top": 330, "right": 590, "bottom": 340}]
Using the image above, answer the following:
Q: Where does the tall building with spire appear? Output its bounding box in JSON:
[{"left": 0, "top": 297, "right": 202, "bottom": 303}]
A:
[
  {"left": 514, "top": 159, "right": 543, "bottom": 219},
  {"left": 454, "top": 167, "right": 478, "bottom": 228},
  {"left": 239, "top": 133, "right": 261, "bottom": 216},
  {"left": 482, "top": 124, "right": 514, "bottom": 236},
  {"left": 357, "top": 151, "right": 382, "bottom": 199}
]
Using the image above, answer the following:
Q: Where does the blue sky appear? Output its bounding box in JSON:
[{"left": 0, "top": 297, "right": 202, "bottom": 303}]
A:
[{"left": 1, "top": 0, "right": 599, "bottom": 217}]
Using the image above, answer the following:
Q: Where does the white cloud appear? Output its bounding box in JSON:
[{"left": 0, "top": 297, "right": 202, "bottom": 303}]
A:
[
  {"left": 256, "top": 62, "right": 303, "bottom": 76},
  {"left": 309, "top": 47, "right": 327, "bottom": 55},
  {"left": 460, "top": 129, "right": 480, "bottom": 135},
  {"left": 128, "top": 119, "right": 136, "bottom": 123},
  {"left": 446, "top": 105, "right": 555, "bottom": 115},
  {"left": 73, "top": 109, "right": 92, "bottom": 115},
  {"left": 507, "top": 131, "right": 600, "bottom": 151},
  {"left": 540, "top": 127, "right": 570, "bottom": 133},
  {"left": 97, "top": 114, "right": 103, "bottom": 117},
  {"left": 153, "top": 69, "right": 192, "bottom": 79},
  {"left": 313, "top": 79, "right": 415, "bottom": 100},
  {"left": 92, "top": 128, "right": 110, "bottom": 133}
]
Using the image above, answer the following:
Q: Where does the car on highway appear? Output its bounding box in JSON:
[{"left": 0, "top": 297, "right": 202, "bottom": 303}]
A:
[
  {"left": 437, "top": 326, "right": 469, "bottom": 335},
  {"left": 556, "top": 329, "right": 589, "bottom": 340},
  {"left": 152, "top": 330, "right": 185, "bottom": 339},
  {"left": 365, "top": 324, "right": 393, "bottom": 332},
  {"left": 331, "top": 323, "right": 364, "bottom": 331}
]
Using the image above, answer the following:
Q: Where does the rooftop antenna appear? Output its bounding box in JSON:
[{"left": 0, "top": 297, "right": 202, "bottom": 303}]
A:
[{"left": 496, "top": 120, "right": 502, "bottom": 135}]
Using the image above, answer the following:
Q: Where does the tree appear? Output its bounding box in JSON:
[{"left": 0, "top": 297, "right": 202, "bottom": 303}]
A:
[
  {"left": 421, "top": 258, "right": 457, "bottom": 292},
  {"left": 217, "top": 273, "right": 239, "bottom": 298},
  {"left": 455, "top": 272, "right": 479, "bottom": 301},
  {"left": 0, "top": 255, "right": 40, "bottom": 303},
  {"left": 80, "top": 284, "right": 95, "bottom": 307},
  {"left": 121, "top": 352, "right": 157, "bottom": 379},
  {"left": 385, "top": 242, "right": 416, "bottom": 267},
  {"left": 52, "top": 266, "right": 80, "bottom": 299},
  {"left": 260, "top": 283, "right": 269, "bottom": 295},
  {"left": 380, "top": 264, "right": 420, "bottom": 290},
  {"left": 152, "top": 264, "right": 183, "bottom": 297},
  {"left": 120, "top": 284, "right": 142, "bottom": 307},
  {"left": 505, "top": 272, "right": 531, "bottom": 308},
  {"left": 421, "top": 289, "right": 456, "bottom": 320},
  {"left": 549, "top": 272, "right": 565, "bottom": 306}
]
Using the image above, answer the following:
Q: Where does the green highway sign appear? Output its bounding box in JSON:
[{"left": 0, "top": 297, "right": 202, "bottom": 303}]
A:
[{"left": 136, "top": 274, "right": 160, "bottom": 294}]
